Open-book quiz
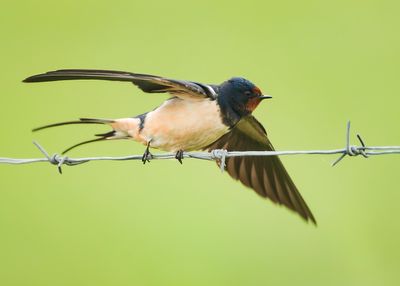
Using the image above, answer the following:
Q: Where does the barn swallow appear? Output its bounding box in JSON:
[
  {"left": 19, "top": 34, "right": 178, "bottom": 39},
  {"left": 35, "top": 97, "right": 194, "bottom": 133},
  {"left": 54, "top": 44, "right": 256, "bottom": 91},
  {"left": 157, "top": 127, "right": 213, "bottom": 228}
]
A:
[{"left": 23, "top": 69, "right": 316, "bottom": 224}]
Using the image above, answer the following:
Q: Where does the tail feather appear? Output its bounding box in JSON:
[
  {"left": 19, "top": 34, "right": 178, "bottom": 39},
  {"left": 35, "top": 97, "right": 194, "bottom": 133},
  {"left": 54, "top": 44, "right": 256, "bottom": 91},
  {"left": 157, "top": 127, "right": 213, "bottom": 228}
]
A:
[
  {"left": 33, "top": 118, "right": 114, "bottom": 132},
  {"left": 33, "top": 118, "right": 121, "bottom": 154},
  {"left": 95, "top": 130, "right": 116, "bottom": 137},
  {"left": 62, "top": 137, "right": 108, "bottom": 154}
]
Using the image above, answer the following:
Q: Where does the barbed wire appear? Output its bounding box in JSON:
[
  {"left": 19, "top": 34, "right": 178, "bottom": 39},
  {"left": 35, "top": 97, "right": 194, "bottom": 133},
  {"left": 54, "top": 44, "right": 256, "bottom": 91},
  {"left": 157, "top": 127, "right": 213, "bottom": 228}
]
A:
[{"left": 0, "top": 121, "right": 399, "bottom": 174}]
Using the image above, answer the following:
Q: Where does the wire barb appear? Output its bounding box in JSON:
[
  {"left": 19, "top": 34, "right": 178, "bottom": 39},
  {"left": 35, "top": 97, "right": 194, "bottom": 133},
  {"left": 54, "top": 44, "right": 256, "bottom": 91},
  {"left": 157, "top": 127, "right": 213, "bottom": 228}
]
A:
[
  {"left": 211, "top": 149, "right": 228, "bottom": 172},
  {"left": 32, "top": 141, "right": 89, "bottom": 174},
  {"left": 0, "top": 121, "right": 399, "bottom": 173},
  {"left": 331, "top": 121, "right": 370, "bottom": 166}
]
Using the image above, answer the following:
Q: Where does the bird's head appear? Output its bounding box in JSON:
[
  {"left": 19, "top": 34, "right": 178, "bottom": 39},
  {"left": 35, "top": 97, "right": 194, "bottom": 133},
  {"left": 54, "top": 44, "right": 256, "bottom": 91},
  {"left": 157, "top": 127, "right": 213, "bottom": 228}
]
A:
[{"left": 218, "top": 77, "right": 271, "bottom": 117}]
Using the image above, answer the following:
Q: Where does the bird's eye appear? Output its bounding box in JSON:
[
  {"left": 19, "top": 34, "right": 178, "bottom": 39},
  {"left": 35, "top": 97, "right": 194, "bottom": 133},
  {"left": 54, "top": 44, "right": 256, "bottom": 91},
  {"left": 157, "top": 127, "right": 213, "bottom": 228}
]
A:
[{"left": 244, "top": 91, "right": 252, "bottom": 96}]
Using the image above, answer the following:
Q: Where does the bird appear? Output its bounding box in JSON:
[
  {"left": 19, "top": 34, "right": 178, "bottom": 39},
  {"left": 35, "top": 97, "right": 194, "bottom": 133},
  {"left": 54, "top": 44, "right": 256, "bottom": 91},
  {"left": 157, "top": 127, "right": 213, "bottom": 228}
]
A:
[{"left": 23, "top": 69, "right": 316, "bottom": 224}]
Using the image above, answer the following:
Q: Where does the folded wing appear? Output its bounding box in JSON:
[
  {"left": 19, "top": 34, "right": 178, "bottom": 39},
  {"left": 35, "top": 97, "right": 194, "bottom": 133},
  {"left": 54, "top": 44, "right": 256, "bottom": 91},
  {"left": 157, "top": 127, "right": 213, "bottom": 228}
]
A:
[{"left": 205, "top": 115, "right": 316, "bottom": 224}]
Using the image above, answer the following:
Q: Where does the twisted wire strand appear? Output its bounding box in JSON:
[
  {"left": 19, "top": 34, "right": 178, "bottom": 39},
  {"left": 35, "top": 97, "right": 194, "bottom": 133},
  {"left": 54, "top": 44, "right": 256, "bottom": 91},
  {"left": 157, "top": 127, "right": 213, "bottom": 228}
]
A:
[{"left": 0, "top": 121, "right": 399, "bottom": 174}]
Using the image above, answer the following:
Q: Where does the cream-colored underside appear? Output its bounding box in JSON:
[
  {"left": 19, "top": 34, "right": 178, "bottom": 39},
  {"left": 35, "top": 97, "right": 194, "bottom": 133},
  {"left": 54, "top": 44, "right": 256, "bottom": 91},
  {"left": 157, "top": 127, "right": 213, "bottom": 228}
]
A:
[{"left": 111, "top": 98, "right": 229, "bottom": 152}]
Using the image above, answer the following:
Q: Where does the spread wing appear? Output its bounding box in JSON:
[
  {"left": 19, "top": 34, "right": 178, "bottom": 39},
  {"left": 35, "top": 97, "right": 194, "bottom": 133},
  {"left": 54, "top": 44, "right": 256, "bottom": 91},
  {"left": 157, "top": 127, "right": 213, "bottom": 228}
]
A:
[
  {"left": 205, "top": 115, "right": 316, "bottom": 224},
  {"left": 23, "top": 69, "right": 218, "bottom": 100}
]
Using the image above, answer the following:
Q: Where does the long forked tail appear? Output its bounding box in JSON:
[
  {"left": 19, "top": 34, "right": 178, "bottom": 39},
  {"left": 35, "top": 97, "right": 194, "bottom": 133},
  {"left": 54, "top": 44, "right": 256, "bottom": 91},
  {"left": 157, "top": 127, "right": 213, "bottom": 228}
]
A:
[
  {"left": 33, "top": 118, "right": 122, "bottom": 154},
  {"left": 33, "top": 118, "right": 113, "bottom": 132}
]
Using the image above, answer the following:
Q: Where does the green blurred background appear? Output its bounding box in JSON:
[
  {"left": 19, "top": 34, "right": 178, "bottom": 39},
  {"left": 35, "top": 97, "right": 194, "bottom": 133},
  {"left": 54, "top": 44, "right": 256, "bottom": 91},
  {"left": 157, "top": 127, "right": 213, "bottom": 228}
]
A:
[{"left": 0, "top": 0, "right": 399, "bottom": 285}]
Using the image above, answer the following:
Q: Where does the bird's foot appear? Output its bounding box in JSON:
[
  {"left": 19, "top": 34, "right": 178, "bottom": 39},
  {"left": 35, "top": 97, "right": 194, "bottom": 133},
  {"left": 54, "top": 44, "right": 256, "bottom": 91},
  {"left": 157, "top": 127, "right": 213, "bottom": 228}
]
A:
[
  {"left": 175, "top": 149, "right": 184, "bottom": 164},
  {"left": 142, "top": 142, "right": 153, "bottom": 164}
]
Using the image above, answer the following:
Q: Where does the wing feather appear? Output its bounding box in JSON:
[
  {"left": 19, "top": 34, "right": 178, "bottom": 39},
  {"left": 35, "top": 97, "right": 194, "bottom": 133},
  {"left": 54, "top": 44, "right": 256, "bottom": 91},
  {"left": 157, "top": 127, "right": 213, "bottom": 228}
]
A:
[
  {"left": 205, "top": 115, "right": 316, "bottom": 224},
  {"left": 23, "top": 69, "right": 217, "bottom": 100}
]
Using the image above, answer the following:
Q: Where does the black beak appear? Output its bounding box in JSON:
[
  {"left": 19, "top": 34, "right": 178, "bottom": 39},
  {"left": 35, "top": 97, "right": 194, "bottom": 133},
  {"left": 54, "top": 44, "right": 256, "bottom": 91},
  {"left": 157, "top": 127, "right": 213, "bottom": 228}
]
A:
[{"left": 259, "top": 95, "right": 272, "bottom": 100}]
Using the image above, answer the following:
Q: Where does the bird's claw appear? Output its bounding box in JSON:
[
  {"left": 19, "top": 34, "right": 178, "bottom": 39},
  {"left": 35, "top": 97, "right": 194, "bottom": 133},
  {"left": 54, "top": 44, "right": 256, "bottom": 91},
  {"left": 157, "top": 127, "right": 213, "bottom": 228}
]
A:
[
  {"left": 175, "top": 149, "right": 184, "bottom": 164},
  {"left": 142, "top": 143, "right": 153, "bottom": 164}
]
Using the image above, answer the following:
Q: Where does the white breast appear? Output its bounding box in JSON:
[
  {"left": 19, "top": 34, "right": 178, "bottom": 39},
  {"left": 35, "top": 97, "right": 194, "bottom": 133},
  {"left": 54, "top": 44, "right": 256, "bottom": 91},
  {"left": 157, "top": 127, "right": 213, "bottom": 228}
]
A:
[{"left": 139, "top": 98, "right": 229, "bottom": 152}]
